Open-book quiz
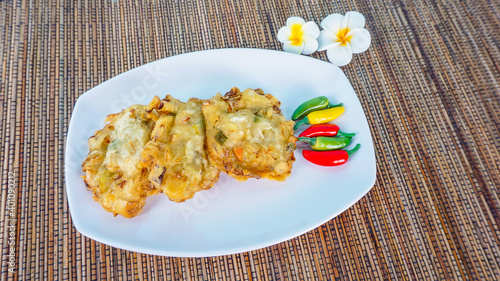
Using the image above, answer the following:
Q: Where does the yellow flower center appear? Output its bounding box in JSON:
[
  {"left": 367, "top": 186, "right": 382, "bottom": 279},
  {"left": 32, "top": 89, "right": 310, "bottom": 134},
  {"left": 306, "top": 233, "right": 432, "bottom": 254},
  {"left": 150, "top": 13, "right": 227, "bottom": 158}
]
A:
[
  {"left": 289, "top": 24, "right": 304, "bottom": 46},
  {"left": 337, "top": 28, "right": 352, "bottom": 46}
]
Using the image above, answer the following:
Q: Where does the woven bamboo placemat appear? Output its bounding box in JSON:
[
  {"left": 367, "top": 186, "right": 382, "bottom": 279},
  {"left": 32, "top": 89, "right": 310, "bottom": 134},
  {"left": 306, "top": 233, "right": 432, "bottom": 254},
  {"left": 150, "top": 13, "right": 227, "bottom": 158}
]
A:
[{"left": 1, "top": 0, "right": 499, "bottom": 279}]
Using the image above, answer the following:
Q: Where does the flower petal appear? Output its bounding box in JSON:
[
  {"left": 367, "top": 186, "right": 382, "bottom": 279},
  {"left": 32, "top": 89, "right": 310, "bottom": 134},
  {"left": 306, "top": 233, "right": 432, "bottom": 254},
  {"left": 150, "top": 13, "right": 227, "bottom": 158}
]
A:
[
  {"left": 301, "top": 35, "right": 318, "bottom": 55},
  {"left": 277, "top": 26, "right": 292, "bottom": 43},
  {"left": 326, "top": 44, "right": 353, "bottom": 66},
  {"left": 344, "top": 11, "right": 366, "bottom": 29},
  {"left": 317, "top": 30, "right": 340, "bottom": 51},
  {"left": 286, "top": 17, "right": 306, "bottom": 29},
  {"left": 302, "top": 21, "right": 320, "bottom": 38},
  {"left": 348, "top": 28, "right": 371, "bottom": 53},
  {"left": 320, "top": 13, "right": 344, "bottom": 36},
  {"left": 283, "top": 42, "right": 304, "bottom": 54}
]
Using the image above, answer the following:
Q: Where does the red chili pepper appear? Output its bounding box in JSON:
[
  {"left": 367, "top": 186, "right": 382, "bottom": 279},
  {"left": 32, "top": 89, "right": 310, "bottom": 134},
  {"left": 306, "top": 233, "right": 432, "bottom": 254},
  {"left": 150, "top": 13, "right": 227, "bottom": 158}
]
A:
[
  {"left": 302, "top": 144, "right": 361, "bottom": 166},
  {"left": 298, "top": 124, "right": 356, "bottom": 138}
]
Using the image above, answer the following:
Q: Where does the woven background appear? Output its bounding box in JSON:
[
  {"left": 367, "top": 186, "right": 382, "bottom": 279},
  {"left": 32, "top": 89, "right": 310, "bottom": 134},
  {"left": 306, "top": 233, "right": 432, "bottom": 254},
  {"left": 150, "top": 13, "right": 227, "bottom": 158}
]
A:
[{"left": 1, "top": 0, "right": 499, "bottom": 279}]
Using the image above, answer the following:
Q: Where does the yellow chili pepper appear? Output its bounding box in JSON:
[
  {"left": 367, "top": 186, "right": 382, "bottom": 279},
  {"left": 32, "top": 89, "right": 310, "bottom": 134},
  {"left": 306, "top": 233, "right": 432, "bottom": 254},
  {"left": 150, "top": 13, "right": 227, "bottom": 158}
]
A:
[{"left": 294, "top": 106, "right": 345, "bottom": 130}]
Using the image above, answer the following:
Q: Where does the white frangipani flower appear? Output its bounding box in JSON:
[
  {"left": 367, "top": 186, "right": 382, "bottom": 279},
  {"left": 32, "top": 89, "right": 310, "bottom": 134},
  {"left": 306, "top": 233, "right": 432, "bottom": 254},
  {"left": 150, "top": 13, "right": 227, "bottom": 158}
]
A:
[
  {"left": 277, "top": 17, "right": 320, "bottom": 55},
  {"left": 317, "top": 11, "right": 371, "bottom": 66}
]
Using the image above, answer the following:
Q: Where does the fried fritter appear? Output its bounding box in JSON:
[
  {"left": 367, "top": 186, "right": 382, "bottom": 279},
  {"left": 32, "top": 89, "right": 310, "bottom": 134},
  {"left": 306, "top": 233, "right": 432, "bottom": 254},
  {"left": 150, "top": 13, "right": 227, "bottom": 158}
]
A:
[
  {"left": 202, "top": 87, "right": 297, "bottom": 181},
  {"left": 82, "top": 105, "right": 156, "bottom": 218},
  {"left": 141, "top": 95, "right": 220, "bottom": 202},
  {"left": 83, "top": 88, "right": 297, "bottom": 217}
]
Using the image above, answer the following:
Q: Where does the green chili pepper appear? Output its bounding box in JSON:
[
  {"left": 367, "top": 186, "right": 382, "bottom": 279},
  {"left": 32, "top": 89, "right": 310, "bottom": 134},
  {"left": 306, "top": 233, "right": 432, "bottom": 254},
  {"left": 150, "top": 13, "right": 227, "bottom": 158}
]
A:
[
  {"left": 292, "top": 96, "right": 342, "bottom": 121},
  {"left": 298, "top": 136, "right": 353, "bottom": 151}
]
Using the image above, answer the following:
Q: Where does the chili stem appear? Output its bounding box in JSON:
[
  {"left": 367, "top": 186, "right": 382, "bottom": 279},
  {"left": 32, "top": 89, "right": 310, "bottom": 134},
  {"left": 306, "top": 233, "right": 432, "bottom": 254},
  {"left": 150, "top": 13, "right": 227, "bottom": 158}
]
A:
[
  {"left": 337, "top": 130, "right": 356, "bottom": 137},
  {"left": 346, "top": 143, "right": 361, "bottom": 157},
  {"left": 294, "top": 117, "right": 310, "bottom": 130},
  {"left": 326, "top": 102, "right": 343, "bottom": 109},
  {"left": 297, "top": 137, "right": 315, "bottom": 145}
]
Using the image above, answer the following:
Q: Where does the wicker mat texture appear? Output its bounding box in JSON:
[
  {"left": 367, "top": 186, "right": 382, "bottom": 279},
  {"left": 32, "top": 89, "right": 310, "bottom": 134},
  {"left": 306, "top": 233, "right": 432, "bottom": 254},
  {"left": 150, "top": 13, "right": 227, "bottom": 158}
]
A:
[{"left": 1, "top": 0, "right": 499, "bottom": 279}]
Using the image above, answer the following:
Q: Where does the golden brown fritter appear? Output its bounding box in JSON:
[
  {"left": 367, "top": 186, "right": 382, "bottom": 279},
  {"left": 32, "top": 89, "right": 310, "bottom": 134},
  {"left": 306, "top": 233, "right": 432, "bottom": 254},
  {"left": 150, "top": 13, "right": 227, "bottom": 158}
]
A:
[
  {"left": 202, "top": 87, "right": 297, "bottom": 181},
  {"left": 82, "top": 88, "right": 297, "bottom": 217},
  {"left": 141, "top": 95, "right": 220, "bottom": 202},
  {"left": 82, "top": 105, "right": 156, "bottom": 218}
]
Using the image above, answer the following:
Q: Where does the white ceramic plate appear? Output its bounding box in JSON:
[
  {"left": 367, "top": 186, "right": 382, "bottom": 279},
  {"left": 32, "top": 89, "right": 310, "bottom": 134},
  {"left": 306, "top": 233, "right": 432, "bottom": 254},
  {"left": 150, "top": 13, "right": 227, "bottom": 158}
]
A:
[{"left": 65, "top": 48, "right": 376, "bottom": 257}]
